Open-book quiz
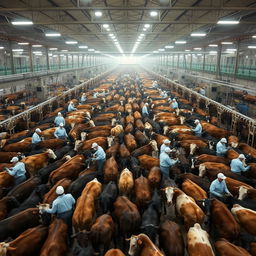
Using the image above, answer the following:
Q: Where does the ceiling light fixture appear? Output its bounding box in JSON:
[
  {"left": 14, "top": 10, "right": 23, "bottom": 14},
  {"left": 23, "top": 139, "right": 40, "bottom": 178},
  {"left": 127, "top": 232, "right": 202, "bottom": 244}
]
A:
[
  {"left": 65, "top": 41, "right": 78, "bottom": 44},
  {"left": 150, "top": 11, "right": 158, "bottom": 17},
  {"left": 226, "top": 48, "right": 237, "bottom": 51},
  {"left": 45, "top": 32, "right": 61, "bottom": 37},
  {"left": 95, "top": 11, "right": 102, "bottom": 17},
  {"left": 18, "top": 42, "right": 29, "bottom": 45},
  {"left": 175, "top": 41, "right": 186, "bottom": 44},
  {"left": 0, "top": 47, "right": 4, "bottom": 49},
  {"left": 12, "top": 20, "right": 33, "bottom": 25},
  {"left": 185, "top": 49, "right": 191, "bottom": 52},
  {"left": 79, "top": 45, "right": 88, "bottom": 49},
  {"left": 12, "top": 49, "right": 24, "bottom": 52},
  {"left": 248, "top": 45, "right": 256, "bottom": 49},
  {"left": 88, "top": 49, "right": 95, "bottom": 51},
  {"left": 153, "top": 51, "right": 158, "bottom": 53},
  {"left": 61, "top": 50, "right": 68, "bottom": 52},
  {"left": 252, "top": 36, "right": 256, "bottom": 39},
  {"left": 217, "top": 20, "right": 239, "bottom": 25},
  {"left": 165, "top": 45, "right": 174, "bottom": 49},
  {"left": 32, "top": 45, "right": 42, "bottom": 47},
  {"left": 33, "top": 51, "right": 42, "bottom": 54},
  {"left": 221, "top": 42, "right": 233, "bottom": 45},
  {"left": 194, "top": 48, "right": 202, "bottom": 50},
  {"left": 191, "top": 33, "right": 206, "bottom": 37},
  {"left": 49, "top": 48, "right": 58, "bottom": 50},
  {"left": 158, "top": 48, "right": 165, "bottom": 51},
  {"left": 103, "top": 24, "right": 109, "bottom": 28},
  {"left": 209, "top": 44, "right": 218, "bottom": 47},
  {"left": 144, "top": 24, "right": 150, "bottom": 28}
]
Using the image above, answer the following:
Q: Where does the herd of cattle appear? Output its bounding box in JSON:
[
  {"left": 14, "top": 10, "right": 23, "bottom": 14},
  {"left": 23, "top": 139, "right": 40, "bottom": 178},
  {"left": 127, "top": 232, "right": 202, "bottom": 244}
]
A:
[{"left": 0, "top": 71, "right": 256, "bottom": 256}]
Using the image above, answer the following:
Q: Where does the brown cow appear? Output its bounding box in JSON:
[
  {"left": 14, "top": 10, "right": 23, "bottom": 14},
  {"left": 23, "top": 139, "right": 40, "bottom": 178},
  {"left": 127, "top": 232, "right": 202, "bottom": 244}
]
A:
[
  {"left": 0, "top": 152, "right": 19, "bottom": 163},
  {"left": 215, "top": 238, "right": 251, "bottom": 256},
  {"left": 104, "top": 249, "right": 125, "bottom": 256},
  {"left": 196, "top": 154, "right": 230, "bottom": 165},
  {"left": 126, "top": 114, "right": 134, "bottom": 124},
  {"left": 231, "top": 204, "right": 256, "bottom": 236},
  {"left": 0, "top": 196, "right": 19, "bottom": 221},
  {"left": 103, "top": 156, "right": 119, "bottom": 182},
  {"left": 159, "top": 220, "right": 184, "bottom": 256},
  {"left": 124, "top": 133, "right": 137, "bottom": 152},
  {"left": 187, "top": 223, "right": 214, "bottom": 256},
  {"left": 0, "top": 225, "right": 47, "bottom": 256},
  {"left": 124, "top": 123, "right": 134, "bottom": 133},
  {"left": 40, "top": 219, "right": 68, "bottom": 256},
  {"left": 118, "top": 168, "right": 134, "bottom": 196},
  {"left": 251, "top": 242, "right": 256, "bottom": 256},
  {"left": 134, "top": 175, "right": 151, "bottom": 209},
  {"left": 164, "top": 187, "right": 205, "bottom": 229},
  {"left": 73, "top": 178, "right": 102, "bottom": 231},
  {"left": 201, "top": 121, "right": 230, "bottom": 138},
  {"left": 74, "top": 137, "right": 107, "bottom": 152},
  {"left": 0, "top": 172, "right": 14, "bottom": 190},
  {"left": 238, "top": 143, "right": 256, "bottom": 158},
  {"left": 211, "top": 199, "right": 240, "bottom": 240},
  {"left": 43, "top": 178, "right": 72, "bottom": 204},
  {"left": 228, "top": 136, "right": 239, "bottom": 148},
  {"left": 128, "top": 233, "right": 163, "bottom": 256},
  {"left": 135, "top": 119, "right": 145, "bottom": 131},
  {"left": 82, "top": 130, "right": 111, "bottom": 140},
  {"left": 225, "top": 178, "right": 253, "bottom": 198},
  {"left": 21, "top": 149, "right": 57, "bottom": 176},
  {"left": 90, "top": 214, "right": 115, "bottom": 253},
  {"left": 182, "top": 179, "right": 207, "bottom": 201},
  {"left": 138, "top": 155, "right": 159, "bottom": 171},
  {"left": 134, "top": 111, "right": 142, "bottom": 119},
  {"left": 3, "top": 138, "right": 32, "bottom": 152},
  {"left": 119, "top": 144, "right": 131, "bottom": 158},
  {"left": 148, "top": 166, "right": 161, "bottom": 188},
  {"left": 38, "top": 139, "right": 66, "bottom": 150},
  {"left": 131, "top": 140, "right": 159, "bottom": 158},
  {"left": 106, "top": 143, "right": 120, "bottom": 158}
]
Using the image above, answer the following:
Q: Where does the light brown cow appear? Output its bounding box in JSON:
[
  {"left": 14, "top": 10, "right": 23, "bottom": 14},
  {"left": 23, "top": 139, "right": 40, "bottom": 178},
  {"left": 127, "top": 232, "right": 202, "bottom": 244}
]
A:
[
  {"left": 118, "top": 168, "right": 134, "bottom": 196},
  {"left": 182, "top": 179, "right": 207, "bottom": 201},
  {"left": 134, "top": 175, "right": 151, "bottom": 209},
  {"left": 103, "top": 156, "right": 119, "bottom": 182}
]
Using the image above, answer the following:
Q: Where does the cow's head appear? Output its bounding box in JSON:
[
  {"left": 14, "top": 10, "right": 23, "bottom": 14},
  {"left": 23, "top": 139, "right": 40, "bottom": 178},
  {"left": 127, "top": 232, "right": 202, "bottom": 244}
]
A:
[
  {"left": 230, "top": 142, "right": 238, "bottom": 148},
  {"left": 189, "top": 143, "right": 197, "bottom": 155},
  {"left": 198, "top": 164, "right": 206, "bottom": 177},
  {"left": 0, "top": 242, "right": 14, "bottom": 256},
  {"left": 164, "top": 186, "right": 175, "bottom": 204},
  {"left": 47, "top": 149, "right": 57, "bottom": 159},
  {"left": 81, "top": 132, "right": 87, "bottom": 141},
  {"left": 180, "top": 116, "right": 185, "bottom": 124},
  {"left": 85, "top": 111, "right": 91, "bottom": 119},
  {"left": 191, "top": 157, "right": 197, "bottom": 169},
  {"left": 163, "top": 126, "right": 169, "bottom": 135},
  {"left": 208, "top": 141, "right": 215, "bottom": 150},
  {"left": 89, "top": 120, "right": 95, "bottom": 127},
  {"left": 128, "top": 235, "right": 141, "bottom": 256},
  {"left": 107, "top": 136, "right": 114, "bottom": 147},
  {"left": 37, "top": 203, "right": 50, "bottom": 214},
  {"left": 238, "top": 186, "right": 248, "bottom": 200},
  {"left": 144, "top": 122, "right": 152, "bottom": 131},
  {"left": 175, "top": 108, "right": 180, "bottom": 116},
  {"left": 150, "top": 140, "right": 158, "bottom": 152},
  {"left": 111, "top": 118, "right": 117, "bottom": 126},
  {"left": 74, "top": 140, "right": 82, "bottom": 151}
]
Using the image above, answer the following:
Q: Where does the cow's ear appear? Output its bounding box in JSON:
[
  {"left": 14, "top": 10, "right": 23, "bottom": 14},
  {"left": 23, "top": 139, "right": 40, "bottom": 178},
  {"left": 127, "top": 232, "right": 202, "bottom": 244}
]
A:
[{"left": 137, "top": 239, "right": 142, "bottom": 245}]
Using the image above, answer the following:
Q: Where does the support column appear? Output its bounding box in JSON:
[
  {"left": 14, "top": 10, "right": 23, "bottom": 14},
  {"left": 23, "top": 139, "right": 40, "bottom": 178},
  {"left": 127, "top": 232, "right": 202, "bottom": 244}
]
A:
[
  {"left": 66, "top": 54, "right": 69, "bottom": 68},
  {"left": 72, "top": 54, "right": 74, "bottom": 68},
  {"left": 202, "top": 48, "right": 206, "bottom": 72},
  {"left": 183, "top": 53, "right": 186, "bottom": 69},
  {"left": 216, "top": 44, "right": 222, "bottom": 79},
  {"left": 28, "top": 44, "right": 33, "bottom": 72},
  {"left": 82, "top": 54, "right": 85, "bottom": 67},
  {"left": 8, "top": 40, "right": 15, "bottom": 74},
  {"left": 58, "top": 55, "right": 61, "bottom": 69},
  {"left": 190, "top": 54, "right": 192, "bottom": 70},
  {"left": 177, "top": 53, "right": 180, "bottom": 68},
  {"left": 234, "top": 40, "right": 240, "bottom": 78},
  {"left": 172, "top": 54, "right": 175, "bottom": 67},
  {"left": 46, "top": 48, "right": 50, "bottom": 70}
]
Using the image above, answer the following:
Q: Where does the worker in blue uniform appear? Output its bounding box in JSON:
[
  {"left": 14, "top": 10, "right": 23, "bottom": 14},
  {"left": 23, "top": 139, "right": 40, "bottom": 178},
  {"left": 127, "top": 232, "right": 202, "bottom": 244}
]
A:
[
  {"left": 80, "top": 93, "right": 87, "bottom": 104},
  {"left": 192, "top": 119, "right": 202, "bottom": 136},
  {"left": 88, "top": 143, "right": 106, "bottom": 182},
  {"left": 199, "top": 87, "right": 206, "bottom": 96},
  {"left": 236, "top": 102, "right": 249, "bottom": 116},
  {"left": 216, "top": 138, "right": 229, "bottom": 157},
  {"left": 142, "top": 103, "right": 149, "bottom": 118},
  {"left": 5, "top": 156, "right": 27, "bottom": 185},
  {"left": 54, "top": 112, "right": 65, "bottom": 127},
  {"left": 160, "top": 139, "right": 171, "bottom": 154},
  {"left": 68, "top": 101, "right": 77, "bottom": 112},
  {"left": 209, "top": 173, "right": 232, "bottom": 202},
  {"left": 54, "top": 123, "right": 68, "bottom": 140},
  {"left": 230, "top": 154, "right": 250, "bottom": 175},
  {"left": 171, "top": 98, "right": 179, "bottom": 109},
  {"left": 160, "top": 147, "right": 179, "bottom": 181}
]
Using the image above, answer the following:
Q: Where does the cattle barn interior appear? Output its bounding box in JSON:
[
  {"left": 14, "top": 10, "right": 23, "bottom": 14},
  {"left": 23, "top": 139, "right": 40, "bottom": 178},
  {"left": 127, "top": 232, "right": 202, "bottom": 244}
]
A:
[{"left": 0, "top": 1, "right": 256, "bottom": 256}]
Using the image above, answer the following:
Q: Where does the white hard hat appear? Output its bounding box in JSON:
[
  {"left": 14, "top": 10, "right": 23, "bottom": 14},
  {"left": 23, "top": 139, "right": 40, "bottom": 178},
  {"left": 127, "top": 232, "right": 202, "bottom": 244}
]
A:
[
  {"left": 35, "top": 128, "right": 41, "bottom": 133},
  {"left": 194, "top": 119, "right": 200, "bottom": 124},
  {"left": 164, "top": 147, "right": 172, "bottom": 153},
  {"left": 220, "top": 138, "right": 227, "bottom": 143},
  {"left": 58, "top": 112, "right": 62, "bottom": 116},
  {"left": 217, "top": 173, "right": 226, "bottom": 180},
  {"left": 59, "top": 123, "right": 64, "bottom": 127},
  {"left": 92, "top": 142, "right": 98, "bottom": 148},
  {"left": 238, "top": 154, "right": 245, "bottom": 159},
  {"left": 163, "top": 139, "right": 170, "bottom": 144},
  {"left": 10, "top": 157, "right": 19, "bottom": 163},
  {"left": 56, "top": 186, "right": 64, "bottom": 195}
]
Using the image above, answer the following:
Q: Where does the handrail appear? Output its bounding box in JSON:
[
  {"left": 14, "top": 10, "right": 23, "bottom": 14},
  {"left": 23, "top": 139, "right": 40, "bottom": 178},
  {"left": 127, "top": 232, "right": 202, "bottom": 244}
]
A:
[{"left": 0, "top": 65, "right": 115, "bottom": 130}]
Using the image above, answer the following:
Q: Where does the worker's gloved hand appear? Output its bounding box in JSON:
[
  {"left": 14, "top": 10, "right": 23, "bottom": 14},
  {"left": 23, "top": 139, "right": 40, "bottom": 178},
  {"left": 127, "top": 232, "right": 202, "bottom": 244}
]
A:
[{"left": 3, "top": 167, "right": 9, "bottom": 171}]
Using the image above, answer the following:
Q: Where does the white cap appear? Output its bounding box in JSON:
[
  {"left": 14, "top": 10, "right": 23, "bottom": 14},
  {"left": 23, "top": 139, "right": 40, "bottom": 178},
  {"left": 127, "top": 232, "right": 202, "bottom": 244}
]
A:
[
  {"left": 35, "top": 128, "right": 41, "bottom": 133},
  {"left": 145, "top": 103, "right": 149, "bottom": 106},
  {"left": 59, "top": 123, "right": 64, "bottom": 127},
  {"left": 92, "top": 142, "right": 98, "bottom": 148},
  {"left": 10, "top": 157, "right": 19, "bottom": 163},
  {"left": 194, "top": 119, "right": 200, "bottom": 124},
  {"left": 163, "top": 139, "right": 170, "bottom": 144},
  {"left": 220, "top": 138, "right": 227, "bottom": 143},
  {"left": 172, "top": 98, "right": 176, "bottom": 101},
  {"left": 56, "top": 186, "right": 64, "bottom": 195},
  {"left": 217, "top": 173, "right": 226, "bottom": 180},
  {"left": 164, "top": 147, "right": 172, "bottom": 153},
  {"left": 70, "top": 101, "right": 73, "bottom": 104},
  {"left": 238, "top": 154, "right": 245, "bottom": 159},
  {"left": 58, "top": 112, "right": 62, "bottom": 116}
]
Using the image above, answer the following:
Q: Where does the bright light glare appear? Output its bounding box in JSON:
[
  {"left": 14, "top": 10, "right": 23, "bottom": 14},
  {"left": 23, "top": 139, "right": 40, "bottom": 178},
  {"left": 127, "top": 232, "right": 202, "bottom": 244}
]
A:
[
  {"left": 45, "top": 33, "right": 61, "bottom": 37},
  {"left": 150, "top": 11, "right": 158, "bottom": 17},
  {"left": 209, "top": 44, "right": 218, "bottom": 47},
  {"left": 248, "top": 46, "right": 256, "bottom": 49},
  {"left": 191, "top": 33, "right": 206, "bottom": 37},
  {"left": 18, "top": 42, "right": 29, "bottom": 45},
  {"left": 12, "top": 21, "right": 33, "bottom": 25},
  {"left": 95, "top": 11, "right": 102, "bottom": 17},
  {"left": 217, "top": 20, "right": 239, "bottom": 24},
  {"left": 119, "top": 56, "right": 138, "bottom": 64}
]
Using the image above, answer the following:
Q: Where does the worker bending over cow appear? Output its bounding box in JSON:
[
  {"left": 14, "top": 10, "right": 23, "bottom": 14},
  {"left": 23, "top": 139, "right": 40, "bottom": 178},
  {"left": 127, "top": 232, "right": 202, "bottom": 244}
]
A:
[
  {"left": 171, "top": 98, "right": 179, "bottom": 109},
  {"left": 68, "top": 101, "right": 77, "bottom": 112},
  {"left": 5, "top": 156, "right": 27, "bottom": 185},
  {"left": 87, "top": 143, "right": 106, "bottom": 182},
  {"left": 80, "top": 93, "right": 87, "bottom": 104},
  {"left": 54, "top": 123, "right": 68, "bottom": 140},
  {"left": 209, "top": 173, "right": 232, "bottom": 202},
  {"left": 142, "top": 103, "right": 149, "bottom": 118},
  {"left": 41, "top": 186, "right": 75, "bottom": 237},
  {"left": 54, "top": 112, "right": 65, "bottom": 127},
  {"left": 160, "top": 147, "right": 179, "bottom": 182},
  {"left": 192, "top": 119, "right": 202, "bottom": 136},
  {"left": 216, "top": 138, "right": 229, "bottom": 157},
  {"left": 230, "top": 154, "right": 250, "bottom": 175},
  {"left": 160, "top": 139, "right": 171, "bottom": 154},
  {"left": 32, "top": 128, "right": 42, "bottom": 150}
]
